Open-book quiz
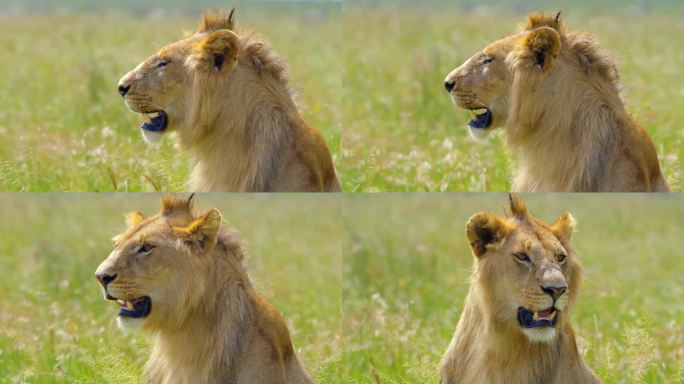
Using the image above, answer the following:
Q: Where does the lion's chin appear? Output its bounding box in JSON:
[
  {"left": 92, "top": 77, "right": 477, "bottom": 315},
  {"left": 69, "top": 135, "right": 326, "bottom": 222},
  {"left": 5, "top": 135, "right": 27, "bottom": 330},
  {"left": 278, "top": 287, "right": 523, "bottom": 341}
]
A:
[
  {"left": 522, "top": 326, "right": 558, "bottom": 343},
  {"left": 117, "top": 316, "right": 144, "bottom": 332},
  {"left": 468, "top": 126, "right": 493, "bottom": 141},
  {"left": 141, "top": 128, "right": 165, "bottom": 146}
]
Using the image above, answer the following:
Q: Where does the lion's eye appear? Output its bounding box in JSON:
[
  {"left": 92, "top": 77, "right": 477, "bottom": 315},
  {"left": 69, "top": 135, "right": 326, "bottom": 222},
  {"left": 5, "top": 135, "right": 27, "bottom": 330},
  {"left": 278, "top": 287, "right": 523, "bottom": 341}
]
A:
[
  {"left": 514, "top": 252, "right": 530, "bottom": 262},
  {"left": 138, "top": 243, "right": 155, "bottom": 254},
  {"left": 156, "top": 60, "right": 169, "bottom": 69},
  {"left": 483, "top": 57, "right": 494, "bottom": 65},
  {"left": 557, "top": 253, "right": 567, "bottom": 263}
]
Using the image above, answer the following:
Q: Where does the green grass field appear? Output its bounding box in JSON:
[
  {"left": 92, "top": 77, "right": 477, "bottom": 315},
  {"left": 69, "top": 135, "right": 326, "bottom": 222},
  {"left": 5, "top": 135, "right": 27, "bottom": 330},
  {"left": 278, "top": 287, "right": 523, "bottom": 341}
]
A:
[
  {"left": 0, "top": 5, "right": 341, "bottom": 191},
  {"left": 341, "top": 194, "right": 684, "bottom": 383},
  {"left": 342, "top": 5, "right": 684, "bottom": 192},
  {"left": 0, "top": 194, "right": 342, "bottom": 383}
]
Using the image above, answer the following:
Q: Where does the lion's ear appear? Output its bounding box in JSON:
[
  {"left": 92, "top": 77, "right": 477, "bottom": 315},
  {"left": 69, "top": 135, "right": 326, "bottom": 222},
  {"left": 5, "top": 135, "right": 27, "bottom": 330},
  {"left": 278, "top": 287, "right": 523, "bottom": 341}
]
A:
[
  {"left": 192, "top": 29, "right": 240, "bottom": 73},
  {"left": 520, "top": 26, "right": 561, "bottom": 71},
  {"left": 173, "top": 208, "right": 222, "bottom": 250},
  {"left": 125, "top": 211, "right": 145, "bottom": 227},
  {"left": 551, "top": 212, "right": 576, "bottom": 242},
  {"left": 465, "top": 212, "right": 511, "bottom": 258}
]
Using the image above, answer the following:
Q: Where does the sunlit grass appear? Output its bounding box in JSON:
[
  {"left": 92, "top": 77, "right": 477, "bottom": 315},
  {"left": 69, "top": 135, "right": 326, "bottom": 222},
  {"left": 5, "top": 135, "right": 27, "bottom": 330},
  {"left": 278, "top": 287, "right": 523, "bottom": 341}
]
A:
[
  {"left": 342, "top": 6, "right": 684, "bottom": 192},
  {"left": 0, "top": 7, "right": 341, "bottom": 191},
  {"left": 341, "top": 194, "right": 684, "bottom": 383},
  {"left": 0, "top": 194, "right": 342, "bottom": 383}
]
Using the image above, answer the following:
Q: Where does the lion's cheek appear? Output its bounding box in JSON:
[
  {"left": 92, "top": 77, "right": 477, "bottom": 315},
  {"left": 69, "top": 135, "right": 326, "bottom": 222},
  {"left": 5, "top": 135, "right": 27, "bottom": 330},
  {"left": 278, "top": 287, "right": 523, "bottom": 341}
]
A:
[{"left": 488, "top": 99, "right": 508, "bottom": 127}]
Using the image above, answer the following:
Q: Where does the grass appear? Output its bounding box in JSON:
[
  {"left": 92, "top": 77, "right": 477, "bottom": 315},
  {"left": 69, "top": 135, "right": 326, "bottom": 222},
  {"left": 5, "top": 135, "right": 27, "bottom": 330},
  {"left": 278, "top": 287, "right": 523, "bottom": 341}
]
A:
[
  {"left": 341, "top": 194, "right": 684, "bottom": 383},
  {"left": 0, "top": 5, "right": 341, "bottom": 191},
  {"left": 342, "top": 5, "right": 684, "bottom": 192},
  {"left": 0, "top": 194, "right": 342, "bottom": 383}
]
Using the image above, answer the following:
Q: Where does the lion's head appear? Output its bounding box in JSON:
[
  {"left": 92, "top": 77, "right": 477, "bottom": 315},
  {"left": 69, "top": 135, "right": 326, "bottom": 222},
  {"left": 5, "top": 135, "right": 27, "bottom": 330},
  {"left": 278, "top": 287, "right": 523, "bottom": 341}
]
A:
[
  {"left": 117, "top": 10, "right": 241, "bottom": 145},
  {"left": 464, "top": 195, "right": 581, "bottom": 343},
  {"left": 95, "top": 196, "right": 242, "bottom": 331},
  {"left": 443, "top": 12, "right": 613, "bottom": 141}
]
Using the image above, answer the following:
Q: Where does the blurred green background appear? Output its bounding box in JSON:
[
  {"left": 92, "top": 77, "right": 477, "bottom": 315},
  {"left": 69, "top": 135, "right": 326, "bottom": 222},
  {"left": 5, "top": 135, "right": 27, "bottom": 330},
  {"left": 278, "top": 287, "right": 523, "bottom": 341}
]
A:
[
  {"left": 0, "top": 1, "right": 341, "bottom": 191},
  {"left": 342, "top": 0, "right": 683, "bottom": 192},
  {"left": 342, "top": 194, "right": 684, "bottom": 383},
  {"left": 0, "top": 194, "right": 342, "bottom": 383}
]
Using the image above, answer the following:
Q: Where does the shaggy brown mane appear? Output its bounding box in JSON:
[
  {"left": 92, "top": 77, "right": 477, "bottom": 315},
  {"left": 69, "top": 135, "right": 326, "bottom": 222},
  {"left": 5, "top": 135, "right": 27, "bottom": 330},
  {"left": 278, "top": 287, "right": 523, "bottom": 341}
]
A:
[
  {"left": 567, "top": 34, "right": 620, "bottom": 86},
  {"left": 239, "top": 34, "right": 292, "bottom": 92}
]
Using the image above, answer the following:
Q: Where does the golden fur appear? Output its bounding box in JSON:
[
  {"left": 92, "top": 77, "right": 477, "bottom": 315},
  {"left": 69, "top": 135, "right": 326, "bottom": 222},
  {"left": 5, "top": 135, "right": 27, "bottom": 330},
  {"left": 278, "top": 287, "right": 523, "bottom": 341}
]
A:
[
  {"left": 95, "top": 196, "right": 314, "bottom": 384},
  {"left": 444, "top": 12, "right": 669, "bottom": 192},
  {"left": 118, "top": 10, "right": 340, "bottom": 192},
  {"left": 440, "top": 195, "right": 601, "bottom": 384}
]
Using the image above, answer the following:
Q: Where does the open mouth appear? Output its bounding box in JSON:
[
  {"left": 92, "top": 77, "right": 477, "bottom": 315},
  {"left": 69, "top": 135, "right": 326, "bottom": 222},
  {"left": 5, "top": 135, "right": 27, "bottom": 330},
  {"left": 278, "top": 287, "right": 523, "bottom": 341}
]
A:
[
  {"left": 467, "top": 107, "right": 492, "bottom": 129},
  {"left": 115, "top": 297, "right": 152, "bottom": 318},
  {"left": 518, "top": 307, "right": 558, "bottom": 328},
  {"left": 141, "top": 111, "right": 168, "bottom": 132}
]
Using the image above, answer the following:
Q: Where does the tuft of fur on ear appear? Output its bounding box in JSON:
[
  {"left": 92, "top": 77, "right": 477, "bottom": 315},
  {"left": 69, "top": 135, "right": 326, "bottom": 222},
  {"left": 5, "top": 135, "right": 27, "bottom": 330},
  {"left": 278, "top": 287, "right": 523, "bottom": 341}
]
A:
[
  {"left": 190, "top": 29, "right": 240, "bottom": 73},
  {"left": 173, "top": 208, "right": 223, "bottom": 250},
  {"left": 125, "top": 210, "right": 145, "bottom": 227},
  {"left": 521, "top": 26, "right": 561, "bottom": 71},
  {"left": 197, "top": 8, "right": 235, "bottom": 33},
  {"left": 465, "top": 212, "right": 511, "bottom": 258},
  {"left": 523, "top": 11, "right": 564, "bottom": 33},
  {"left": 160, "top": 194, "right": 195, "bottom": 218},
  {"left": 551, "top": 212, "right": 576, "bottom": 242},
  {"left": 507, "top": 194, "right": 529, "bottom": 220}
]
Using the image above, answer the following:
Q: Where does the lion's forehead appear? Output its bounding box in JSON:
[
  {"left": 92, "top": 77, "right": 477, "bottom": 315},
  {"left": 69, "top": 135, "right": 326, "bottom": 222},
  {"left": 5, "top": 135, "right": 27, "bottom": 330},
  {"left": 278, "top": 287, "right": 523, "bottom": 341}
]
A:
[
  {"left": 481, "top": 33, "right": 522, "bottom": 57},
  {"left": 158, "top": 37, "right": 196, "bottom": 58},
  {"left": 130, "top": 37, "right": 197, "bottom": 74},
  {"left": 510, "top": 224, "right": 564, "bottom": 256},
  {"left": 115, "top": 217, "right": 172, "bottom": 249}
]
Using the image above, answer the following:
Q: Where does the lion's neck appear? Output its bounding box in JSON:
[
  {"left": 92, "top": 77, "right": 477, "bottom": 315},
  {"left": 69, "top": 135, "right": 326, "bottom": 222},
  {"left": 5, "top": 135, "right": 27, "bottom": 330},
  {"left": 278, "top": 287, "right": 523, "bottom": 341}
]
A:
[
  {"left": 145, "top": 258, "right": 255, "bottom": 384},
  {"left": 505, "top": 64, "right": 626, "bottom": 192},
  {"left": 179, "top": 64, "right": 296, "bottom": 192}
]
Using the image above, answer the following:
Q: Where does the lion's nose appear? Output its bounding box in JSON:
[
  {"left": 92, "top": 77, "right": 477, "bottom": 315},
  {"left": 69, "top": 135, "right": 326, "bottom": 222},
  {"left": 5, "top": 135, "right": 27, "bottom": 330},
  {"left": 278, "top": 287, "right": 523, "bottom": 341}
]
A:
[
  {"left": 444, "top": 81, "right": 455, "bottom": 93},
  {"left": 541, "top": 285, "right": 567, "bottom": 301},
  {"left": 118, "top": 84, "right": 131, "bottom": 97},
  {"left": 96, "top": 273, "right": 117, "bottom": 288}
]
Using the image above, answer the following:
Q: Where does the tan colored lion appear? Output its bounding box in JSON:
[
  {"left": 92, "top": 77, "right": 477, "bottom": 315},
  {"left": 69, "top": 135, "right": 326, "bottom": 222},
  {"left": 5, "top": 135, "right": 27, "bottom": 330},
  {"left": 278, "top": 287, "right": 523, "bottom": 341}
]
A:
[
  {"left": 117, "top": 10, "right": 340, "bottom": 192},
  {"left": 440, "top": 195, "right": 601, "bottom": 384},
  {"left": 95, "top": 196, "right": 314, "bottom": 384},
  {"left": 444, "top": 12, "right": 669, "bottom": 192}
]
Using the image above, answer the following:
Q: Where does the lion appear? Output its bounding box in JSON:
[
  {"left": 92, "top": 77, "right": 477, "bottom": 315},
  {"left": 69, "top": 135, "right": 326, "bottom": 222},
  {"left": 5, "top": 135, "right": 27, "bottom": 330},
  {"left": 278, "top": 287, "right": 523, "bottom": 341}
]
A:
[
  {"left": 444, "top": 12, "right": 670, "bottom": 192},
  {"left": 117, "top": 10, "right": 340, "bottom": 192},
  {"left": 440, "top": 195, "right": 601, "bottom": 384},
  {"left": 95, "top": 195, "right": 314, "bottom": 384}
]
